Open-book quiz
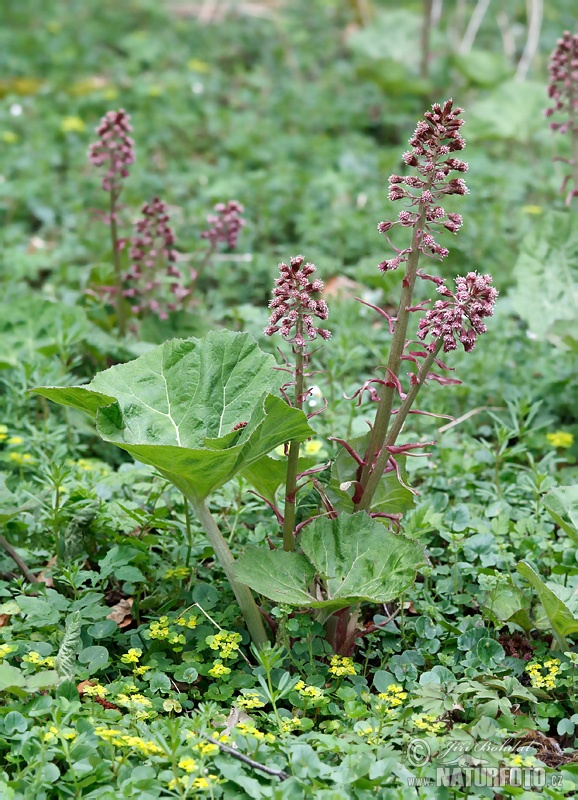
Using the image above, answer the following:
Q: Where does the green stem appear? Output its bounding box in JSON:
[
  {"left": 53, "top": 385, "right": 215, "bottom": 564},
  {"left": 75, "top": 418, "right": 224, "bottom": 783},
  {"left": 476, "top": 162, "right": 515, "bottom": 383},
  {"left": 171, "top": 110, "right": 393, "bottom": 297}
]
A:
[
  {"left": 184, "top": 497, "right": 193, "bottom": 567},
  {"left": 355, "top": 204, "right": 428, "bottom": 510},
  {"left": 109, "top": 188, "right": 126, "bottom": 336},
  {"left": 282, "top": 340, "right": 305, "bottom": 551},
  {"left": 188, "top": 496, "right": 269, "bottom": 648}
]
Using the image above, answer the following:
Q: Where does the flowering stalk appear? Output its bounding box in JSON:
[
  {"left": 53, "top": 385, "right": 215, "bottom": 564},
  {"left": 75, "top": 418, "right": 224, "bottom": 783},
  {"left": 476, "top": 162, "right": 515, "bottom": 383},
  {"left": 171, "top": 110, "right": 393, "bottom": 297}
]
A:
[
  {"left": 546, "top": 31, "right": 578, "bottom": 206},
  {"left": 88, "top": 110, "right": 135, "bottom": 335},
  {"left": 354, "top": 100, "right": 496, "bottom": 512},
  {"left": 264, "top": 256, "right": 330, "bottom": 551},
  {"left": 191, "top": 201, "right": 245, "bottom": 295},
  {"left": 124, "top": 197, "right": 189, "bottom": 320}
]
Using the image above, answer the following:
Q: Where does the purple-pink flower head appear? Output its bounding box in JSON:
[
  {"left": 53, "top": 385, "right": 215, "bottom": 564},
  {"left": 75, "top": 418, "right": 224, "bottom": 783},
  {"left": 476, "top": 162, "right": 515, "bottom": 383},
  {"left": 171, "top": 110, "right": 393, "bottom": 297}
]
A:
[
  {"left": 201, "top": 200, "right": 245, "bottom": 249},
  {"left": 264, "top": 255, "right": 330, "bottom": 349},
  {"left": 88, "top": 109, "right": 135, "bottom": 193},
  {"left": 545, "top": 31, "right": 578, "bottom": 134},
  {"left": 124, "top": 197, "right": 187, "bottom": 320},
  {"left": 377, "top": 99, "right": 468, "bottom": 273},
  {"left": 417, "top": 272, "right": 498, "bottom": 353}
]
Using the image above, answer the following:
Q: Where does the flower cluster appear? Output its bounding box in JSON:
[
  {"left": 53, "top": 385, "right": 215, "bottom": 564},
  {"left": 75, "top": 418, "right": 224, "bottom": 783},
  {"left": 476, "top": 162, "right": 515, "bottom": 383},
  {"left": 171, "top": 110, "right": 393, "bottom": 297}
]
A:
[
  {"left": 206, "top": 630, "right": 242, "bottom": 659},
  {"left": 545, "top": 31, "right": 578, "bottom": 135},
  {"left": 417, "top": 272, "right": 498, "bottom": 353},
  {"left": 165, "top": 566, "right": 191, "bottom": 580},
  {"left": 147, "top": 614, "right": 190, "bottom": 647},
  {"left": 526, "top": 658, "right": 561, "bottom": 690},
  {"left": 22, "top": 650, "right": 55, "bottom": 668},
  {"left": 88, "top": 109, "right": 135, "bottom": 193},
  {"left": 236, "top": 691, "right": 266, "bottom": 709},
  {"left": 94, "top": 727, "right": 163, "bottom": 756},
  {"left": 234, "top": 722, "right": 276, "bottom": 743},
  {"left": 412, "top": 714, "right": 446, "bottom": 734},
  {"left": 294, "top": 681, "right": 325, "bottom": 701},
  {"left": 378, "top": 99, "right": 468, "bottom": 273},
  {"left": 328, "top": 655, "right": 357, "bottom": 677},
  {"left": 0, "top": 644, "right": 16, "bottom": 660},
  {"left": 82, "top": 683, "right": 108, "bottom": 698},
  {"left": 376, "top": 683, "right": 408, "bottom": 714},
  {"left": 44, "top": 725, "right": 77, "bottom": 742},
  {"left": 547, "top": 431, "right": 574, "bottom": 448},
  {"left": 208, "top": 660, "right": 231, "bottom": 678},
  {"left": 123, "top": 197, "right": 189, "bottom": 320},
  {"left": 201, "top": 200, "right": 245, "bottom": 249},
  {"left": 264, "top": 255, "right": 330, "bottom": 348},
  {"left": 120, "top": 647, "right": 142, "bottom": 665},
  {"left": 280, "top": 717, "right": 302, "bottom": 733}
]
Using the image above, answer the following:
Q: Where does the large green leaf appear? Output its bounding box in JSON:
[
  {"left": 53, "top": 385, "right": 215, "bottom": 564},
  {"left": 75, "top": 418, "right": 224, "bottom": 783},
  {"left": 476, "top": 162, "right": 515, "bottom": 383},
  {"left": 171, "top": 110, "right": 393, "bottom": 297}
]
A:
[
  {"left": 33, "top": 331, "right": 314, "bottom": 501},
  {"left": 0, "top": 474, "right": 36, "bottom": 524},
  {"left": 542, "top": 486, "right": 578, "bottom": 545},
  {"left": 236, "top": 513, "right": 425, "bottom": 612},
  {"left": 517, "top": 561, "right": 578, "bottom": 646}
]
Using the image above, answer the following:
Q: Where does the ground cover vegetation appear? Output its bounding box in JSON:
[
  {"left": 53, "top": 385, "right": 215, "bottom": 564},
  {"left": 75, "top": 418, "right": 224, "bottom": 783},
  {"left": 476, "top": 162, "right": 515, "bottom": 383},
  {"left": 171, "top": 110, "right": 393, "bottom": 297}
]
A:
[{"left": 1, "top": 1, "right": 578, "bottom": 797}]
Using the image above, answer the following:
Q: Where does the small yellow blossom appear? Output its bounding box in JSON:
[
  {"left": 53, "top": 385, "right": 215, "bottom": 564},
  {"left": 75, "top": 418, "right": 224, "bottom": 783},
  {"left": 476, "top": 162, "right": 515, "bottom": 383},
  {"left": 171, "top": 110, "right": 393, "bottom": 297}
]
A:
[
  {"left": 234, "top": 723, "right": 275, "bottom": 743},
  {"left": 43, "top": 725, "right": 59, "bottom": 742},
  {"left": 94, "top": 727, "right": 162, "bottom": 755},
  {"left": 280, "top": 717, "right": 301, "bottom": 733},
  {"left": 509, "top": 754, "right": 538, "bottom": 768},
  {"left": 120, "top": 647, "right": 142, "bottom": 665},
  {"left": 376, "top": 683, "right": 408, "bottom": 711},
  {"left": 133, "top": 664, "right": 152, "bottom": 676},
  {"left": 1, "top": 132, "right": 18, "bottom": 144},
  {"left": 547, "top": 431, "right": 574, "bottom": 449},
  {"left": 177, "top": 756, "right": 197, "bottom": 773},
  {"left": 9, "top": 452, "right": 34, "bottom": 465},
  {"left": 168, "top": 777, "right": 187, "bottom": 791},
  {"left": 82, "top": 683, "right": 108, "bottom": 698},
  {"left": 521, "top": 205, "right": 543, "bottom": 215},
  {"left": 0, "top": 424, "right": 7, "bottom": 441},
  {"left": 189, "top": 739, "right": 219, "bottom": 756},
  {"left": 0, "top": 644, "right": 16, "bottom": 659},
  {"left": 61, "top": 116, "right": 86, "bottom": 133},
  {"left": 165, "top": 567, "right": 191, "bottom": 580},
  {"left": 526, "top": 658, "right": 561, "bottom": 690},
  {"left": 7, "top": 436, "right": 23, "bottom": 445},
  {"left": 303, "top": 439, "right": 323, "bottom": 456},
  {"left": 192, "top": 775, "right": 221, "bottom": 790},
  {"left": 176, "top": 615, "right": 198, "bottom": 629},
  {"left": 236, "top": 692, "right": 266, "bottom": 709},
  {"left": 116, "top": 692, "right": 153, "bottom": 711},
  {"left": 412, "top": 714, "right": 445, "bottom": 734},
  {"left": 23, "top": 651, "right": 54, "bottom": 667},
  {"left": 206, "top": 630, "right": 242, "bottom": 659},
  {"left": 187, "top": 59, "right": 210, "bottom": 73},
  {"left": 208, "top": 660, "right": 231, "bottom": 678},
  {"left": 328, "top": 655, "right": 357, "bottom": 677}
]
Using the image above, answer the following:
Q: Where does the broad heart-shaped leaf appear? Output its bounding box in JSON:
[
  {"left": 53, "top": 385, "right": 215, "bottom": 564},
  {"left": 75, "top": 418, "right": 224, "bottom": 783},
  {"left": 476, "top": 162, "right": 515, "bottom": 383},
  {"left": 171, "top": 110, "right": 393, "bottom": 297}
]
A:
[
  {"left": 234, "top": 548, "right": 317, "bottom": 606},
  {"left": 542, "top": 486, "right": 578, "bottom": 545},
  {"left": 236, "top": 512, "right": 425, "bottom": 612},
  {"left": 517, "top": 561, "right": 578, "bottom": 646},
  {"left": 33, "top": 331, "right": 314, "bottom": 501}
]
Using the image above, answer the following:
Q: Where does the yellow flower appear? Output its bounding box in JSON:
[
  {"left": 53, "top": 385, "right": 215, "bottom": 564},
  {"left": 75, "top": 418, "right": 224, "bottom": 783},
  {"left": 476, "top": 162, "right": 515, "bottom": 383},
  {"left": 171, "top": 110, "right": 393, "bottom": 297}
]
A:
[
  {"left": 176, "top": 615, "right": 197, "bottom": 629},
  {"left": 521, "top": 205, "right": 543, "bottom": 215},
  {"left": 7, "top": 436, "right": 23, "bottom": 445},
  {"left": 177, "top": 756, "right": 197, "bottom": 773},
  {"left": 236, "top": 692, "right": 266, "bottom": 709},
  {"left": 168, "top": 777, "right": 187, "bottom": 791},
  {"left": 303, "top": 439, "right": 324, "bottom": 456},
  {"left": 43, "top": 725, "right": 59, "bottom": 742},
  {"left": 208, "top": 660, "right": 231, "bottom": 678},
  {"left": 547, "top": 431, "right": 574, "bottom": 449},
  {"left": 23, "top": 650, "right": 54, "bottom": 667},
  {"left": 187, "top": 59, "right": 210, "bottom": 73},
  {"left": 206, "top": 630, "right": 241, "bottom": 659},
  {"left": 294, "top": 681, "right": 324, "bottom": 701},
  {"left": 0, "top": 644, "right": 16, "bottom": 659},
  {"left": 61, "top": 116, "right": 86, "bottom": 133},
  {"left": 0, "top": 425, "right": 7, "bottom": 441},
  {"left": 235, "top": 723, "right": 275, "bottom": 743},
  {"left": 280, "top": 717, "right": 301, "bottom": 733},
  {"left": 412, "top": 714, "right": 445, "bottom": 734},
  {"left": 120, "top": 647, "right": 142, "bottom": 665},
  {"left": 83, "top": 683, "right": 108, "bottom": 697},
  {"left": 133, "top": 664, "right": 152, "bottom": 676},
  {"left": 166, "top": 567, "right": 191, "bottom": 580},
  {"left": 328, "top": 655, "right": 357, "bottom": 677},
  {"left": 526, "top": 658, "right": 561, "bottom": 690},
  {"left": 1, "top": 131, "right": 18, "bottom": 144}
]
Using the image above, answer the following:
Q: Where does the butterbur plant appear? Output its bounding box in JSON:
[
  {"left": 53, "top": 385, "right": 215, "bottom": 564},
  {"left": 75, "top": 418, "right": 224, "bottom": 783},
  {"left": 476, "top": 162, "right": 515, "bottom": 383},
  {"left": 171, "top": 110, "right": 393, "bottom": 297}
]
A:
[
  {"left": 88, "top": 109, "right": 135, "bottom": 335},
  {"left": 89, "top": 110, "right": 244, "bottom": 330},
  {"left": 34, "top": 100, "right": 496, "bottom": 655},
  {"left": 546, "top": 31, "right": 578, "bottom": 205}
]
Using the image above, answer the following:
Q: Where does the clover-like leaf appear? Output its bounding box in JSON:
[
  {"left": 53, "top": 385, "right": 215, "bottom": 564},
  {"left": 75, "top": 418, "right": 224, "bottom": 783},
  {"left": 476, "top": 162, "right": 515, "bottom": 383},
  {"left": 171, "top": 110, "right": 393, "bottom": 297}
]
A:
[
  {"left": 33, "top": 331, "right": 314, "bottom": 502},
  {"left": 236, "top": 512, "right": 425, "bottom": 613}
]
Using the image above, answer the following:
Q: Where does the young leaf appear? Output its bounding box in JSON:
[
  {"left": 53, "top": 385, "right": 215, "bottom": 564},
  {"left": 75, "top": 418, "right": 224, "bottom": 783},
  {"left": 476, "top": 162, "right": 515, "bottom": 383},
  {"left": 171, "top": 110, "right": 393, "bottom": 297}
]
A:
[
  {"left": 517, "top": 561, "right": 578, "bottom": 647},
  {"left": 542, "top": 486, "right": 578, "bottom": 545}
]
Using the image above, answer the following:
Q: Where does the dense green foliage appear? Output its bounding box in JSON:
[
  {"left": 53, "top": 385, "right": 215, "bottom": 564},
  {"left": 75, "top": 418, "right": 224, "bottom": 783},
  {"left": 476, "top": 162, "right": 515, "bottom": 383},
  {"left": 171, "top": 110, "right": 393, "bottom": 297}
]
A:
[{"left": 2, "top": 1, "right": 578, "bottom": 798}]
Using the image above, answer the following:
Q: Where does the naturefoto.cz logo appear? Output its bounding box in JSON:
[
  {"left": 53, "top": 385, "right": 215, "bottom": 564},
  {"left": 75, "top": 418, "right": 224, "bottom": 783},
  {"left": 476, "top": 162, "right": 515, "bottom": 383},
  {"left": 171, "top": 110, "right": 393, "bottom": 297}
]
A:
[
  {"left": 407, "top": 767, "right": 563, "bottom": 790},
  {"left": 405, "top": 738, "right": 564, "bottom": 789}
]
